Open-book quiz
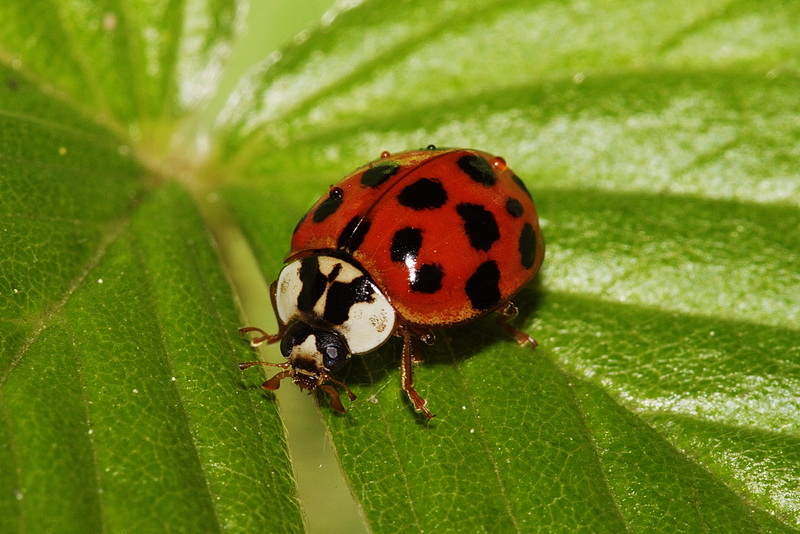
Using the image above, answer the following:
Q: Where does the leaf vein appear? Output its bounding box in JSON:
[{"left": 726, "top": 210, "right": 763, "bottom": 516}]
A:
[
  {"left": 0, "top": 192, "right": 145, "bottom": 389},
  {"left": 361, "top": 357, "right": 426, "bottom": 532},
  {"left": 127, "top": 211, "right": 225, "bottom": 533},
  {"left": 64, "top": 321, "right": 109, "bottom": 534},
  {"left": 446, "top": 335, "right": 522, "bottom": 533},
  {"left": 559, "top": 364, "right": 631, "bottom": 533}
]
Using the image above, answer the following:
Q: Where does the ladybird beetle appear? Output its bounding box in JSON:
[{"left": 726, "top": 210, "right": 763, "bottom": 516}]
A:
[{"left": 239, "top": 146, "right": 544, "bottom": 419}]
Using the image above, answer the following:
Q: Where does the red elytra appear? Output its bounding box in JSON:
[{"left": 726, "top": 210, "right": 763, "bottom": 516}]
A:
[{"left": 240, "top": 146, "right": 544, "bottom": 419}]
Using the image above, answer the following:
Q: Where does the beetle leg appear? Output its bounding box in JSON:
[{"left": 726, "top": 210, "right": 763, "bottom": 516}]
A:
[
  {"left": 408, "top": 327, "right": 434, "bottom": 362},
  {"left": 496, "top": 302, "right": 538, "bottom": 348},
  {"left": 400, "top": 330, "right": 435, "bottom": 420},
  {"left": 239, "top": 281, "right": 286, "bottom": 346},
  {"left": 238, "top": 326, "right": 281, "bottom": 346}
]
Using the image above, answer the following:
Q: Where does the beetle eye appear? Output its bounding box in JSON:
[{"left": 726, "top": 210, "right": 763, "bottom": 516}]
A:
[
  {"left": 315, "top": 329, "right": 349, "bottom": 370},
  {"left": 323, "top": 344, "right": 343, "bottom": 370}
]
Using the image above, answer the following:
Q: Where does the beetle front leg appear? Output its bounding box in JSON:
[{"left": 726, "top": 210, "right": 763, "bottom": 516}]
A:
[
  {"left": 400, "top": 329, "right": 435, "bottom": 420},
  {"left": 239, "top": 281, "right": 286, "bottom": 347},
  {"left": 239, "top": 326, "right": 281, "bottom": 346}
]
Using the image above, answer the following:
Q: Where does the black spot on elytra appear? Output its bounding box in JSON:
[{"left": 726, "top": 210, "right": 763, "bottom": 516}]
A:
[
  {"left": 505, "top": 197, "right": 524, "bottom": 218},
  {"left": 391, "top": 228, "right": 423, "bottom": 263},
  {"left": 465, "top": 261, "right": 501, "bottom": 310},
  {"left": 337, "top": 216, "right": 371, "bottom": 253},
  {"left": 297, "top": 257, "right": 327, "bottom": 313},
  {"left": 457, "top": 154, "right": 496, "bottom": 186},
  {"left": 511, "top": 173, "right": 532, "bottom": 200},
  {"left": 324, "top": 276, "right": 375, "bottom": 325},
  {"left": 397, "top": 178, "right": 448, "bottom": 210},
  {"left": 312, "top": 189, "right": 344, "bottom": 223},
  {"left": 519, "top": 223, "right": 537, "bottom": 269},
  {"left": 456, "top": 203, "right": 500, "bottom": 252},
  {"left": 362, "top": 162, "right": 400, "bottom": 188},
  {"left": 411, "top": 264, "right": 444, "bottom": 293}
]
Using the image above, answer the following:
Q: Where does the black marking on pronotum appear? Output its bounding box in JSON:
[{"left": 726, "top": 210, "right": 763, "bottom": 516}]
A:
[
  {"left": 324, "top": 276, "right": 376, "bottom": 325},
  {"left": 313, "top": 188, "right": 345, "bottom": 223},
  {"left": 362, "top": 162, "right": 400, "bottom": 188},
  {"left": 337, "top": 216, "right": 371, "bottom": 252},
  {"left": 410, "top": 264, "right": 444, "bottom": 294},
  {"left": 465, "top": 260, "right": 501, "bottom": 310},
  {"left": 456, "top": 203, "right": 500, "bottom": 252},
  {"left": 391, "top": 227, "right": 423, "bottom": 263},
  {"left": 297, "top": 256, "right": 327, "bottom": 313},
  {"left": 519, "top": 223, "right": 537, "bottom": 269},
  {"left": 511, "top": 173, "right": 532, "bottom": 200},
  {"left": 397, "top": 178, "right": 448, "bottom": 210},
  {"left": 505, "top": 197, "right": 524, "bottom": 218},
  {"left": 457, "top": 154, "right": 496, "bottom": 186},
  {"left": 327, "top": 262, "right": 343, "bottom": 282}
]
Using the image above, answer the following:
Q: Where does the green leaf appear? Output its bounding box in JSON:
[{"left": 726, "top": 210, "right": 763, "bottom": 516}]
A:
[
  {"left": 0, "top": 2, "right": 301, "bottom": 532},
  {"left": 2, "top": 0, "right": 799, "bottom": 533}
]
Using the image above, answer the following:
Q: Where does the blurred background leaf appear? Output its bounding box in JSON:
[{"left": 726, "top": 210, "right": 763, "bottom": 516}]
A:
[{"left": 1, "top": 0, "right": 798, "bottom": 532}]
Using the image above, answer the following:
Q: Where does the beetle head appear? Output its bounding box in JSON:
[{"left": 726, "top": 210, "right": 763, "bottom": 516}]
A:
[{"left": 239, "top": 322, "right": 356, "bottom": 413}]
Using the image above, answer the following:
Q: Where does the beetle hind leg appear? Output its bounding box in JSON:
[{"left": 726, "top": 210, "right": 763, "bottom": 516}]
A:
[
  {"left": 400, "top": 329, "right": 435, "bottom": 420},
  {"left": 496, "top": 302, "right": 538, "bottom": 348}
]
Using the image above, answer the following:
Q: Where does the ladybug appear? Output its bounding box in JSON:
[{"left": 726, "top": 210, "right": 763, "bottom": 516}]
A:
[{"left": 239, "top": 146, "right": 544, "bottom": 419}]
